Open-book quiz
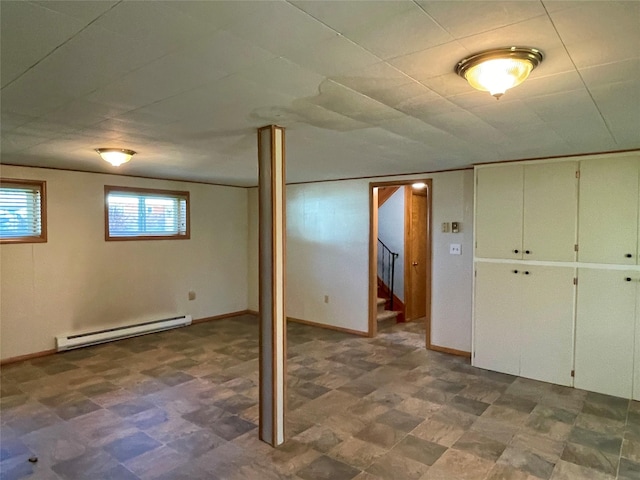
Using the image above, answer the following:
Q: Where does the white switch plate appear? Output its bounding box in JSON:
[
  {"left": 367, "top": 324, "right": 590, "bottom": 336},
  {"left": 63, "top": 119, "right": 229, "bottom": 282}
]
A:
[{"left": 449, "top": 244, "right": 461, "bottom": 255}]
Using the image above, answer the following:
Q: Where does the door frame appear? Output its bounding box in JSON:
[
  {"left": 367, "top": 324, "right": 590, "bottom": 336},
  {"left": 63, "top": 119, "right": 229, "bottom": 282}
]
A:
[{"left": 368, "top": 179, "right": 433, "bottom": 347}]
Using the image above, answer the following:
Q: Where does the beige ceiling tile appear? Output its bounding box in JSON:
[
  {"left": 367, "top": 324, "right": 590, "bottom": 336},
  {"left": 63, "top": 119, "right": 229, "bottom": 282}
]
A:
[
  {"left": 289, "top": 0, "right": 415, "bottom": 34},
  {"left": 589, "top": 80, "right": 640, "bottom": 147},
  {"left": 226, "top": 1, "right": 337, "bottom": 58},
  {"left": 41, "top": 100, "right": 128, "bottom": 129},
  {"left": 165, "top": 0, "right": 257, "bottom": 31},
  {"left": 91, "top": 1, "right": 217, "bottom": 56},
  {"left": 549, "top": 1, "right": 640, "bottom": 67},
  {"left": 523, "top": 88, "right": 602, "bottom": 123},
  {"left": 420, "top": 73, "right": 471, "bottom": 97},
  {"left": 344, "top": 4, "right": 453, "bottom": 59},
  {"left": 388, "top": 41, "right": 470, "bottom": 80},
  {"left": 1, "top": 113, "right": 38, "bottom": 133},
  {"left": 330, "top": 62, "right": 414, "bottom": 101},
  {"left": 580, "top": 59, "right": 640, "bottom": 89},
  {"left": 237, "top": 57, "right": 325, "bottom": 99},
  {"left": 507, "top": 70, "right": 584, "bottom": 100},
  {"left": 34, "top": 1, "right": 118, "bottom": 23},
  {"left": 457, "top": 15, "right": 561, "bottom": 54},
  {"left": 417, "top": 1, "right": 546, "bottom": 39},
  {"left": 286, "top": 35, "right": 382, "bottom": 77},
  {"left": 308, "top": 80, "right": 405, "bottom": 125},
  {"left": 366, "top": 81, "right": 436, "bottom": 109},
  {"left": 470, "top": 100, "right": 545, "bottom": 131},
  {"left": 87, "top": 49, "right": 230, "bottom": 111},
  {"left": 0, "top": 1, "right": 86, "bottom": 87}
]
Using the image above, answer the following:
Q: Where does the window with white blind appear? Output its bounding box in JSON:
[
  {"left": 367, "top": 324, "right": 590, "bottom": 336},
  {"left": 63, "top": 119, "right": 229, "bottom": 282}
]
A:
[
  {"left": 105, "top": 186, "right": 190, "bottom": 240},
  {"left": 0, "top": 179, "right": 47, "bottom": 244}
]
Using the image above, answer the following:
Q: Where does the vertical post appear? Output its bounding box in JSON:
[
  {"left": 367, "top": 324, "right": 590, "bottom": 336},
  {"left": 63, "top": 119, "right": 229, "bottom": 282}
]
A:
[{"left": 257, "top": 125, "right": 286, "bottom": 446}]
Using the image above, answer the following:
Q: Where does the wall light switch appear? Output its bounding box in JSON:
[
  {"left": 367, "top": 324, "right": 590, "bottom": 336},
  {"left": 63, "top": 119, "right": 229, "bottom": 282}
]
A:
[
  {"left": 442, "top": 222, "right": 450, "bottom": 233},
  {"left": 452, "top": 222, "right": 459, "bottom": 233},
  {"left": 449, "top": 244, "right": 461, "bottom": 255}
]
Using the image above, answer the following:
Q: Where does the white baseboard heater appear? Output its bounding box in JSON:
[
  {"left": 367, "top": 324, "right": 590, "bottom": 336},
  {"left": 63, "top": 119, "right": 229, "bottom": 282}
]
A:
[{"left": 56, "top": 315, "right": 192, "bottom": 352}]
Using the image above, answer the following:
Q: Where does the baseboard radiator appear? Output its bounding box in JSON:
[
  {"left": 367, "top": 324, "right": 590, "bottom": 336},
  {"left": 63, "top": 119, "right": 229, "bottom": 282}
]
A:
[{"left": 56, "top": 315, "right": 192, "bottom": 352}]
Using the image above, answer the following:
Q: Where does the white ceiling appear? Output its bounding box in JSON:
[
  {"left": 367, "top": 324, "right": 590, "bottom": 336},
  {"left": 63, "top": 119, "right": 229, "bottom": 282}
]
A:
[{"left": 1, "top": 0, "right": 639, "bottom": 186}]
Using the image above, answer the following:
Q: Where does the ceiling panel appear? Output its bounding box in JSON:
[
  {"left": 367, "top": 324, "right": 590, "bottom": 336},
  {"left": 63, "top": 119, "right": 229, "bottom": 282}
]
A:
[
  {"left": 417, "top": 1, "right": 546, "bottom": 39},
  {"left": 343, "top": 4, "right": 453, "bottom": 59},
  {"left": 1, "top": 1, "right": 638, "bottom": 186},
  {"left": 0, "top": 2, "right": 86, "bottom": 88}
]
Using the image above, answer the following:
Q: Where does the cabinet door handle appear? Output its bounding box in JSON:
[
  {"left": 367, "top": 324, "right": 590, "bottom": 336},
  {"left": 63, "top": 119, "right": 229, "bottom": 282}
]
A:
[
  {"left": 625, "top": 254, "right": 633, "bottom": 258},
  {"left": 513, "top": 249, "right": 519, "bottom": 254},
  {"left": 525, "top": 250, "right": 531, "bottom": 255},
  {"left": 626, "top": 277, "right": 633, "bottom": 282},
  {"left": 513, "top": 270, "right": 519, "bottom": 274},
  {"left": 523, "top": 271, "right": 530, "bottom": 275}
]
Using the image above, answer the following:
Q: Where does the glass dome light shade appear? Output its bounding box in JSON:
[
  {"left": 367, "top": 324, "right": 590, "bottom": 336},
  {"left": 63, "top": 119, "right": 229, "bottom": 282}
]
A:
[
  {"left": 464, "top": 58, "right": 534, "bottom": 98},
  {"left": 456, "top": 47, "right": 543, "bottom": 99},
  {"left": 96, "top": 148, "right": 136, "bottom": 166}
]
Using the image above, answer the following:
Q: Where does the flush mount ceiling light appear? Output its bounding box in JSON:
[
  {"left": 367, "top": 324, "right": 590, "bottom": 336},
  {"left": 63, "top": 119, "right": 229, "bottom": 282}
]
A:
[
  {"left": 95, "top": 148, "right": 136, "bottom": 167},
  {"left": 456, "top": 47, "right": 543, "bottom": 99}
]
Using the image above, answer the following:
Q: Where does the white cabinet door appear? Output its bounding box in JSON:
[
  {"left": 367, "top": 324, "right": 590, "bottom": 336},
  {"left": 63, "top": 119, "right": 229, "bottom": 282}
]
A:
[
  {"left": 523, "top": 162, "right": 578, "bottom": 262},
  {"left": 476, "top": 165, "right": 523, "bottom": 260},
  {"left": 575, "top": 269, "right": 637, "bottom": 398},
  {"left": 578, "top": 157, "right": 640, "bottom": 265},
  {"left": 520, "top": 266, "right": 575, "bottom": 386},
  {"left": 474, "top": 263, "right": 521, "bottom": 375}
]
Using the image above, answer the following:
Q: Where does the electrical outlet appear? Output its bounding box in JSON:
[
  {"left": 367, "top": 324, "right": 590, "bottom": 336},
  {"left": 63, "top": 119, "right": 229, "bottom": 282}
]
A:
[
  {"left": 449, "top": 244, "right": 461, "bottom": 255},
  {"left": 188, "top": 291, "right": 196, "bottom": 301},
  {"left": 324, "top": 295, "right": 329, "bottom": 304}
]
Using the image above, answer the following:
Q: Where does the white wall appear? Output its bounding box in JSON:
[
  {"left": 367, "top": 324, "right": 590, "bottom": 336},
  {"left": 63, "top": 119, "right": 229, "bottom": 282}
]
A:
[
  {"left": 378, "top": 187, "right": 405, "bottom": 301},
  {"left": 248, "top": 169, "right": 474, "bottom": 351},
  {"left": 0, "top": 165, "right": 249, "bottom": 360}
]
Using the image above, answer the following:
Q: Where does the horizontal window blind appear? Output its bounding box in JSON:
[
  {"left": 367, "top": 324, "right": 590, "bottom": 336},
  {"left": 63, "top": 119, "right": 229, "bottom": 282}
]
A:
[
  {"left": 106, "top": 187, "right": 189, "bottom": 239},
  {"left": 0, "top": 181, "right": 44, "bottom": 240}
]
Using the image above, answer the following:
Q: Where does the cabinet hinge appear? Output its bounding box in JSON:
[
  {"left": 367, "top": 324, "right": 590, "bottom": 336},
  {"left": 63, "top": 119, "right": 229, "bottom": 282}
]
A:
[
  {"left": 573, "top": 277, "right": 577, "bottom": 285},
  {"left": 571, "top": 369, "right": 575, "bottom": 377},
  {"left": 474, "top": 270, "right": 477, "bottom": 277},
  {"left": 574, "top": 244, "right": 579, "bottom": 252},
  {"left": 575, "top": 170, "right": 580, "bottom": 179}
]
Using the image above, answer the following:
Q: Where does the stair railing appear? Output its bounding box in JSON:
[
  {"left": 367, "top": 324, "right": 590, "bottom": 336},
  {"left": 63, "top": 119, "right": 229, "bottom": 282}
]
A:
[{"left": 377, "top": 238, "right": 399, "bottom": 309}]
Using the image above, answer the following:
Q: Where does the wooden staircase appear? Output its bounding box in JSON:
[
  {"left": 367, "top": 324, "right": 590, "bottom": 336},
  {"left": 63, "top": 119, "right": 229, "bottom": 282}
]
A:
[{"left": 377, "top": 297, "right": 399, "bottom": 327}]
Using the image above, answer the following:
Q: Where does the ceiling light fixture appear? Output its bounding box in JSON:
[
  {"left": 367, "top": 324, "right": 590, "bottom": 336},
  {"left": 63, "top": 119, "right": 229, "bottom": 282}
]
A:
[
  {"left": 456, "top": 47, "right": 543, "bottom": 99},
  {"left": 412, "top": 182, "right": 427, "bottom": 189},
  {"left": 95, "top": 148, "right": 136, "bottom": 167}
]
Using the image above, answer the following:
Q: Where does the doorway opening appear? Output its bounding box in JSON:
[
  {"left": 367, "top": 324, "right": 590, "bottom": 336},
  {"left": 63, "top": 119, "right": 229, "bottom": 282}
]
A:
[{"left": 368, "top": 179, "right": 433, "bottom": 349}]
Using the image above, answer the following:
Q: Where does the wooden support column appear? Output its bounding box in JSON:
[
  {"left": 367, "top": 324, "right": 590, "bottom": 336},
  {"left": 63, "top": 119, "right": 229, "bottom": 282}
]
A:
[{"left": 257, "top": 125, "right": 286, "bottom": 446}]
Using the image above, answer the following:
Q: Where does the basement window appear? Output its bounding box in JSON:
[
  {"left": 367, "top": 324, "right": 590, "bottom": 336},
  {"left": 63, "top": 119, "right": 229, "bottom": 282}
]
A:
[
  {"left": 105, "top": 186, "right": 190, "bottom": 241},
  {"left": 0, "top": 179, "right": 47, "bottom": 244}
]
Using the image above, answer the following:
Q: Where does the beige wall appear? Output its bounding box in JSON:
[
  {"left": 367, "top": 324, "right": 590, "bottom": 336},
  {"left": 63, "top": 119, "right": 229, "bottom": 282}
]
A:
[
  {"left": 248, "top": 169, "right": 474, "bottom": 352},
  {"left": 0, "top": 165, "right": 249, "bottom": 360}
]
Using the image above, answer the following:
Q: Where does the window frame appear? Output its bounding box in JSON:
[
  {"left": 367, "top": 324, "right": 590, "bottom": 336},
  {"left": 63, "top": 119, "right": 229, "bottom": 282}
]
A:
[
  {"left": 104, "top": 185, "right": 190, "bottom": 241},
  {"left": 0, "top": 178, "right": 47, "bottom": 244}
]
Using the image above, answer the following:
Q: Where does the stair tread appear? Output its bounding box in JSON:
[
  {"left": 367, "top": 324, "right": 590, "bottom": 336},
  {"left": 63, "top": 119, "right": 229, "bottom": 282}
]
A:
[
  {"left": 376, "top": 298, "right": 386, "bottom": 306},
  {"left": 376, "top": 310, "right": 399, "bottom": 322}
]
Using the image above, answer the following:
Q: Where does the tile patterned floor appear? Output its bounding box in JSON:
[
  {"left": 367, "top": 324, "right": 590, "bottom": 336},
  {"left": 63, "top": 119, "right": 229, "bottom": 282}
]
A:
[{"left": 1, "top": 315, "right": 639, "bottom": 480}]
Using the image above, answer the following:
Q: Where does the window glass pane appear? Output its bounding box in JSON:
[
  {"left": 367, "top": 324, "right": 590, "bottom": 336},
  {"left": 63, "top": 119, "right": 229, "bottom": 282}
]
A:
[
  {"left": 105, "top": 187, "right": 189, "bottom": 240},
  {"left": 0, "top": 182, "right": 43, "bottom": 240}
]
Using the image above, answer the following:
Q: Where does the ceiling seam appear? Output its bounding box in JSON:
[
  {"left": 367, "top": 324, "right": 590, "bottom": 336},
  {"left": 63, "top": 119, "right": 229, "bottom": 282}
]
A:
[
  {"left": 540, "top": 1, "right": 618, "bottom": 145},
  {"left": 1, "top": 0, "right": 124, "bottom": 91}
]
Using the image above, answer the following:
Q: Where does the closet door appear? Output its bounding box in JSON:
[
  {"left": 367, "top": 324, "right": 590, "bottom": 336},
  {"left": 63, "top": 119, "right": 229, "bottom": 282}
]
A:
[
  {"left": 474, "top": 262, "right": 521, "bottom": 376},
  {"left": 578, "top": 157, "right": 639, "bottom": 265},
  {"left": 475, "top": 165, "right": 524, "bottom": 260},
  {"left": 575, "top": 269, "right": 636, "bottom": 398},
  {"left": 519, "top": 266, "right": 575, "bottom": 386},
  {"left": 523, "top": 162, "right": 578, "bottom": 262}
]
